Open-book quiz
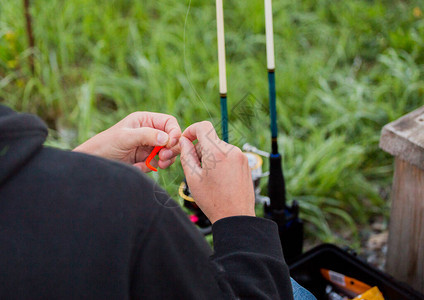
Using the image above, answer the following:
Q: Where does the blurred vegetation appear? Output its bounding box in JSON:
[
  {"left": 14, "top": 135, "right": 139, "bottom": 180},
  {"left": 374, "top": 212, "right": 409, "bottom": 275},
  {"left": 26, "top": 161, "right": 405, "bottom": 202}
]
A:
[{"left": 1, "top": 0, "right": 424, "bottom": 246}]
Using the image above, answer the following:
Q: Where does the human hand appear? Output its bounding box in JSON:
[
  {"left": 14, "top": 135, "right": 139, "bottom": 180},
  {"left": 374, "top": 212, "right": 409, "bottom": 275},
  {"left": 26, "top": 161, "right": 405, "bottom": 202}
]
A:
[
  {"left": 74, "top": 112, "right": 181, "bottom": 172},
  {"left": 179, "top": 121, "right": 255, "bottom": 224}
]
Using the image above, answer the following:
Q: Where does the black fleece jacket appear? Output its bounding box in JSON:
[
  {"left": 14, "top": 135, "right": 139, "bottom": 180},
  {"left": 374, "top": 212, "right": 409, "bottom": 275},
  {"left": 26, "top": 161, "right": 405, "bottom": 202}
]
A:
[{"left": 0, "top": 104, "right": 293, "bottom": 299}]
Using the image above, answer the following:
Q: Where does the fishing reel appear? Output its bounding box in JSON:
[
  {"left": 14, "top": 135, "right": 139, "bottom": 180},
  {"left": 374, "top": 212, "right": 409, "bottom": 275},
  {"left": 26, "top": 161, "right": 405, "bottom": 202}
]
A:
[
  {"left": 179, "top": 179, "right": 212, "bottom": 235},
  {"left": 245, "top": 142, "right": 303, "bottom": 263},
  {"left": 242, "top": 143, "right": 271, "bottom": 206}
]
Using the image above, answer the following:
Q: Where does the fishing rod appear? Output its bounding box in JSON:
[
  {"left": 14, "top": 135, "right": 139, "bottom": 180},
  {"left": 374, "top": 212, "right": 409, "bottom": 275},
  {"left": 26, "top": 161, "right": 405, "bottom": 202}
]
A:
[
  {"left": 264, "top": 0, "right": 303, "bottom": 262},
  {"left": 216, "top": 0, "right": 229, "bottom": 142},
  {"left": 264, "top": 0, "right": 285, "bottom": 210}
]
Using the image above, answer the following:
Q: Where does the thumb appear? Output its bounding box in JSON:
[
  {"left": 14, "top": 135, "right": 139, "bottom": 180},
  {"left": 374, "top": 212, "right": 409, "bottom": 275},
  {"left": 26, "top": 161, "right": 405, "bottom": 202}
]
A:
[
  {"left": 123, "top": 127, "right": 169, "bottom": 149},
  {"left": 179, "top": 136, "right": 201, "bottom": 180}
]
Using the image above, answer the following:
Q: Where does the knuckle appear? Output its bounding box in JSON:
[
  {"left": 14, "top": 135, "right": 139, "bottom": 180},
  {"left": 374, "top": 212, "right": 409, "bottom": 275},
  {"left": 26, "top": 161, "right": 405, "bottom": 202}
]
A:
[
  {"left": 128, "top": 111, "right": 147, "bottom": 121},
  {"left": 120, "top": 128, "right": 134, "bottom": 141},
  {"left": 214, "top": 150, "right": 226, "bottom": 161},
  {"left": 130, "top": 111, "right": 144, "bottom": 118},
  {"left": 232, "top": 148, "right": 247, "bottom": 163},
  {"left": 200, "top": 120, "right": 213, "bottom": 129}
]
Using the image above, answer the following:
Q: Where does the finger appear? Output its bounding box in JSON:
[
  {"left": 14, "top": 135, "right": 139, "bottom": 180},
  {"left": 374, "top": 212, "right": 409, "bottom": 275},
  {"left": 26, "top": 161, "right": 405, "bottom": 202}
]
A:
[
  {"left": 133, "top": 163, "right": 152, "bottom": 173},
  {"left": 133, "top": 157, "right": 159, "bottom": 173},
  {"left": 158, "top": 144, "right": 181, "bottom": 161},
  {"left": 134, "top": 145, "right": 154, "bottom": 163},
  {"left": 129, "top": 112, "right": 182, "bottom": 148},
  {"left": 194, "top": 142, "right": 203, "bottom": 161},
  {"left": 179, "top": 136, "right": 201, "bottom": 178},
  {"left": 158, "top": 157, "right": 176, "bottom": 169},
  {"left": 182, "top": 121, "right": 233, "bottom": 157},
  {"left": 182, "top": 121, "right": 219, "bottom": 145},
  {"left": 123, "top": 127, "right": 169, "bottom": 151}
]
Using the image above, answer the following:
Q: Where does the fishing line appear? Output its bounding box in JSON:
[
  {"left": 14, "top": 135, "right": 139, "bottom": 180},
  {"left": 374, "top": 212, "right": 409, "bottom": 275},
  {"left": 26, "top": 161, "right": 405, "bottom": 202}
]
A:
[
  {"left": 183, "top": 0, "right": 213, "bottom": 120},
  {"left": 177, "top": 0, "right": 229, "bottom": 235}
]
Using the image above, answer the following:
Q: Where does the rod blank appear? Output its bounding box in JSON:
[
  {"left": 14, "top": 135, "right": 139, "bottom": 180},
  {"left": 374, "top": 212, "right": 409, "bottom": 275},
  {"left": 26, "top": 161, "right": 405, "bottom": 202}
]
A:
[
  {"left": 264, "top": 0, "right": 275, "bottom": 71},
  {"left": 216, "top": 0, "right": 227, "bottom": 95}
]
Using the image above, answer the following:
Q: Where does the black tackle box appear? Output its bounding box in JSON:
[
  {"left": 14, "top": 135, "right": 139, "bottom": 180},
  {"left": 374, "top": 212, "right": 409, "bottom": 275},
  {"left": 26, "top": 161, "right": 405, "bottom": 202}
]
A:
[{"left": 289, "top": 243, "right": 424, "bottom": 300}]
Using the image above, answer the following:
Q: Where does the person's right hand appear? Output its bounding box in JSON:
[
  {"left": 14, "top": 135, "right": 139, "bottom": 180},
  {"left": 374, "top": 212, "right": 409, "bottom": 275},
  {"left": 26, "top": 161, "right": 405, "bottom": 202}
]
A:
[{"left": 179, "top": 121, "right": 255, "bottom": 224}]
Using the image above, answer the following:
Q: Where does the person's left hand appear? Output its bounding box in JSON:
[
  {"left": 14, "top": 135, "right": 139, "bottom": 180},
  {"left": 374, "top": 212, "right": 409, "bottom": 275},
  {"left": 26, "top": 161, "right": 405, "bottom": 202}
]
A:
[{"left": 73, "top": 112, "right": 181, "bottom": 172}]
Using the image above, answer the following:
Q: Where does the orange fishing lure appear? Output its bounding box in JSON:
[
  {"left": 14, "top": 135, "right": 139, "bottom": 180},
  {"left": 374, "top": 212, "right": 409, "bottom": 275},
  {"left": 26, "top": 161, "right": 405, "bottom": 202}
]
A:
[{"left": 145, "top": 146, "right": 164, "bottom": 172}]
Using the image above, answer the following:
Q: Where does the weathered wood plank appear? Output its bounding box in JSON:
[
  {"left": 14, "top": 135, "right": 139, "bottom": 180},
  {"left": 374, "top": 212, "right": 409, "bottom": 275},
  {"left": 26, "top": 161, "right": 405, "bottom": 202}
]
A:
[
  {"left": 380, "top": 106, "right": 424, "bottom": 293},
  {"left": 386, "top": 158, "right": 424, "bottom": 293},
  {"left": 380, "top": 106, "right": 424, "bottom": 170}
]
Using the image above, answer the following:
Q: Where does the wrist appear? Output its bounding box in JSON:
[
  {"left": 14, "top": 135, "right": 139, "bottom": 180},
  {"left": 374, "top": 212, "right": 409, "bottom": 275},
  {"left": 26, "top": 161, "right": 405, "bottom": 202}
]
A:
[
  {"left": 210, "top": 211, "right": 256, "bottom": 224},
  {"left": 73, "top": 132, "right": 109, "bottom": 158}
]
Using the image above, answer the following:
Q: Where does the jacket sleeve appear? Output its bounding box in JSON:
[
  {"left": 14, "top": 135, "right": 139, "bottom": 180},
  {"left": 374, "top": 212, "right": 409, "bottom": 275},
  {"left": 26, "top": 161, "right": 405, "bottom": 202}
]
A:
[
  {"left": 130, "top": 198, "right": 293, "bottom": 299},
  {"left": 211, "top": 216, "right": 294, "bottom": 299}
]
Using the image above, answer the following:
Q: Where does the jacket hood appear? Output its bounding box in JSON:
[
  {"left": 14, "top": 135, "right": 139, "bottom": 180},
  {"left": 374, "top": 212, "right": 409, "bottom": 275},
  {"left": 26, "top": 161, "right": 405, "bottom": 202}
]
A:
[{"left": 0, "top": 105, "right": 48, "bottom": 185}]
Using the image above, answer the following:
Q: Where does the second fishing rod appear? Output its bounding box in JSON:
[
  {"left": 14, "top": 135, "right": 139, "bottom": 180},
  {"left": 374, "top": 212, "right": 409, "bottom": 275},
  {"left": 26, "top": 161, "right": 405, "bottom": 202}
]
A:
[{"left": 264, "top": 0, "right": 303, "bottom": 262}]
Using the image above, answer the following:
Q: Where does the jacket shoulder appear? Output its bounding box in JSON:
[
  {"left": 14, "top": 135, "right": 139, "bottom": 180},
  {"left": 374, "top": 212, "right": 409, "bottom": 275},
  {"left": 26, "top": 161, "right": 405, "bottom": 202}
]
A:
[{"left": 2, "top": 146, "right": 168, "bottom": 226}]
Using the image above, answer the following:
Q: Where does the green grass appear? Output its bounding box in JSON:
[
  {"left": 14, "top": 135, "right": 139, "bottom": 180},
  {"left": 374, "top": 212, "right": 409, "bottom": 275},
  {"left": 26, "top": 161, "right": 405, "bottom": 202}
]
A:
[{"left": 1, "top": 0, "right": 424, "bottom": 247}]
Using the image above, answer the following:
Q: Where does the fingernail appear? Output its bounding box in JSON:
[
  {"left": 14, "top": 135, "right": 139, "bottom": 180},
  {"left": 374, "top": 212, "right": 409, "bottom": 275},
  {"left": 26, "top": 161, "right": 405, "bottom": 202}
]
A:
[{"left": 157, "top": 132, "right": 169, "bottom": 145}]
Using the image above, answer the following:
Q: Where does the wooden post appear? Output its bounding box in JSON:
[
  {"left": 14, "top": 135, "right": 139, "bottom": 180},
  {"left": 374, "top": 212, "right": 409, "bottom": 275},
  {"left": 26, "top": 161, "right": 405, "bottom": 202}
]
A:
[
  {"left": 23, "top": 0, "right": 35, "bottom": 75},
  {"left": 379, "top": 106, "right": 424, "bottom": 293}
]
